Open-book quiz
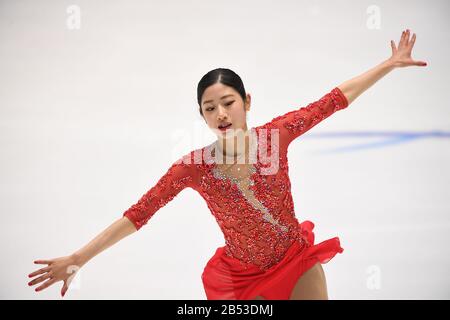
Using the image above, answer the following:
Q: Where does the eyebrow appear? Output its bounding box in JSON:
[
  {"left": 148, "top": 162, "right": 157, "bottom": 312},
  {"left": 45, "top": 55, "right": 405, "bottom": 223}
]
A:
[{"left": 202, "top": 94, "right": 235, "bottom": 105}]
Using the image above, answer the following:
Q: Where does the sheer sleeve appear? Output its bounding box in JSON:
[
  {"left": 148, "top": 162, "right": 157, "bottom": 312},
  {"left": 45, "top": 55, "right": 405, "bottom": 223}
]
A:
[
  {"left": 122, "top": 154, "right": 197, "bottom": 231},
  {"left": 265, "top": 87, "right": 349, "bottom": 149}
]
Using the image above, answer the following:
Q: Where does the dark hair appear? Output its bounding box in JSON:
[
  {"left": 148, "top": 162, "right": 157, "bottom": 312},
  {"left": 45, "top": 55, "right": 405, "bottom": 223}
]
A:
[{"left": 197, "top": 68, "right": 247, "bottom": 117}]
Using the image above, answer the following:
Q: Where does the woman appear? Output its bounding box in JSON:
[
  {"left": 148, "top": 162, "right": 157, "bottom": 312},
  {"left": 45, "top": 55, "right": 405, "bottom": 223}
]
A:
[{"left": 27, "top": 29, "right": 426, "bottom": 299}]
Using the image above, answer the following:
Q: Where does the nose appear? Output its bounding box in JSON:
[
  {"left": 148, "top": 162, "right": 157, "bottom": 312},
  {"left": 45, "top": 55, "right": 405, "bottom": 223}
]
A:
[{"left": 216, "top": 105, "right": 228, "bottom": 121}]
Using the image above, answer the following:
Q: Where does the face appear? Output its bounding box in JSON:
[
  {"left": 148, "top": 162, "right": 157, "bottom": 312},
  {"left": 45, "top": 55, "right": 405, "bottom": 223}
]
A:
[{"left": 200, "top": 82, "right": 251, "bottom": 138}]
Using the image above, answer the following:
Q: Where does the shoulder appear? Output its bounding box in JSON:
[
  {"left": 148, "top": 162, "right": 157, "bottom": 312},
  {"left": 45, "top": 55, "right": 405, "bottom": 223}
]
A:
[
  {"left": 173, "top": 146, "right": 208, "bottom": 167},
  {"left": 252, "top": 122, "right": 286, "bottom": 150},
  {"left": 168, "top": 147, "right": 209, "bottom": 185}
]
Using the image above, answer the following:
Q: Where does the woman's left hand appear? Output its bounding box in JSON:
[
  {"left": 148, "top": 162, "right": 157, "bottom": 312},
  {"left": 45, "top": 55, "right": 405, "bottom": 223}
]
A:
[{"left": 389, "top": 29, "right": 427, "bottom": 68}]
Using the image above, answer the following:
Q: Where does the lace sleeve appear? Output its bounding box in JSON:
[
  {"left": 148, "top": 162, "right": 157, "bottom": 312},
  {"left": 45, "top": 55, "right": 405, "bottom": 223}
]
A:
[
  {"left": 266, "top": 87, "right": 349, "bottom": 149},
  {"left": 122, "top": 154, "right": 196, "bottom": 231}
]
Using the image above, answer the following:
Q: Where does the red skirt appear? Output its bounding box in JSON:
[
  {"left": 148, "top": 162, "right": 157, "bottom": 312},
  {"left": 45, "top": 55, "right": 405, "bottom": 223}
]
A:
[{"left": 201, "top": 220, "right": 344, "bottom": 300}]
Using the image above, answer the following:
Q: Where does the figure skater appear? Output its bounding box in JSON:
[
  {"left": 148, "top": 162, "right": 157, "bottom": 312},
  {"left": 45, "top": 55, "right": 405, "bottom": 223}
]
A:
[{"left": 28, "top": 29, "right": 426, "bottom": 299}]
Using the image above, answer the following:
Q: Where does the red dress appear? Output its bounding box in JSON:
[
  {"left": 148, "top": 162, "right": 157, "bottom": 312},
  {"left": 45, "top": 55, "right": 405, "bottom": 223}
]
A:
[{"left": 123, "top": 87, "right": 348, "bottom": 299}]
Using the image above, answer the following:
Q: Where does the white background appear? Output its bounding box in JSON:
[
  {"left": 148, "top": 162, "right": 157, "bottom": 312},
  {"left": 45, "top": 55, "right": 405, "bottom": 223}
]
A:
[{"left": 1, "top": 0, "right": 449, "bottom": 299}]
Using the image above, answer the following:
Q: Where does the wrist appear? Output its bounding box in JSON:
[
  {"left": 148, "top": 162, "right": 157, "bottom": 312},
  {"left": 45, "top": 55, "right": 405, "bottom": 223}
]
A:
[
  {"left": 384, "top": 58, "right": 398, "bottom": 70},
  {"left": 71, "top": 252, "right": 87, "bottom": 268}
]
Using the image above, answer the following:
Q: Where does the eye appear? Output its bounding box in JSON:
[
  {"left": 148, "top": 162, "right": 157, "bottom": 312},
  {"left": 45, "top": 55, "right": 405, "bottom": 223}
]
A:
[{"left": 205, "top": 101, "right": 233, "bottom": 112}]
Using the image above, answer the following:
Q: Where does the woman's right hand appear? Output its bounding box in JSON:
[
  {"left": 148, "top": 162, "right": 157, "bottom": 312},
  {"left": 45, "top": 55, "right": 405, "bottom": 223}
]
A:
[
  {"left": 27, "top": 217, "right": 137, "bottom": 298},
  {"left": 28, "top": 254, "right": 82, "bottom": 297}
]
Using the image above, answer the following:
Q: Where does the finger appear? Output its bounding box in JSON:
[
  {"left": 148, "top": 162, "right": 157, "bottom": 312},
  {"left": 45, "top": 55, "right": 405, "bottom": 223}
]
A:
[
  {"left": 402, "top": 29, "right": 410, "bottom": 47},
  {"left": 390, "top": 40, "right": 397, "bottom": 53},
  {"left": 34, "top": 260, "right": 52, "bottom": 265},
  {"left": 28, "top": 266, "right": 51, "bottom": 278},
  {"left": 413, "top": 60, "right": 427, "bottom": 66},
  {"left": 399, "top": 30, "right": 407, "bottom": 48},
  {"left": 28, "top": 272, "right": 52, "bottom": 287},
  {"left": 35, "top": 277, "right": 56, "bottom": 292},
  {"left": 409, "top": 33, "right": 416, "bottom": 48},
  {"left": 61, "top": 280, "right": 68, "bottom": 297},
  {"left": 405, "top": 29, "right": 411, "bottom": 46}
]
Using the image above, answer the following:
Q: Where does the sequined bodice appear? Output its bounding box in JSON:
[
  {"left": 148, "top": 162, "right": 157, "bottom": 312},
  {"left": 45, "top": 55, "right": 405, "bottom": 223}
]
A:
[
  {"left": 199, "top": 134, "right": 303, "bottom": 270},
  {"left": 123, "top": 87, "right": 349, "bottom": 271}
]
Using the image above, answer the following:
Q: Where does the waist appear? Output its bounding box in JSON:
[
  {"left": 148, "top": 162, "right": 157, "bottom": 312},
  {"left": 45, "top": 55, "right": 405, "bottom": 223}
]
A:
[{"left": 223, "top": 233, "right": 309, "bottom": 271}]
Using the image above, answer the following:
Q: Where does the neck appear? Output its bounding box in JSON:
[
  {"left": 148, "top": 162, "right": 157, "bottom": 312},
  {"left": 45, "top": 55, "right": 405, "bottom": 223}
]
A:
[{"left": 216, "top": 128, "right": 250, "bottom": 158}]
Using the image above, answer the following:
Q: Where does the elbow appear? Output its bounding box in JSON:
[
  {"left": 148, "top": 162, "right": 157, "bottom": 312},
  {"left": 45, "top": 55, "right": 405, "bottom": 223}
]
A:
[{"left": 336, "top": 85, "right": 353, "bottom": 107}]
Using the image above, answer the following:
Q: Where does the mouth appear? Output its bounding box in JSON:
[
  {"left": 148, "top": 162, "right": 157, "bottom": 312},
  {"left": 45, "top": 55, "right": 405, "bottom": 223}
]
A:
[{"left": 218, "top": 123, "right": 232, "bottom": 131}]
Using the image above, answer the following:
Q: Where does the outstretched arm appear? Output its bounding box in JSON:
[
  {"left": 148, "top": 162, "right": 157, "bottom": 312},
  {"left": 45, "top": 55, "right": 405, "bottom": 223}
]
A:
[
  {"left": 28, "top": 154, "right": 196, "bottom": 297},
  {"left": 337, "top": 29, "right": 427, "bottom": 105},
  {"left": 28, "top": 217, "right": 137, "bottom": 297}
]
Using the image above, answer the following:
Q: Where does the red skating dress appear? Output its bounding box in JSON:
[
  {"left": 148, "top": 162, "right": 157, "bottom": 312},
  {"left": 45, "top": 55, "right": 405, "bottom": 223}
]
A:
[{"left": 123, "top": 87, "right": 348, "bottom": 300}]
